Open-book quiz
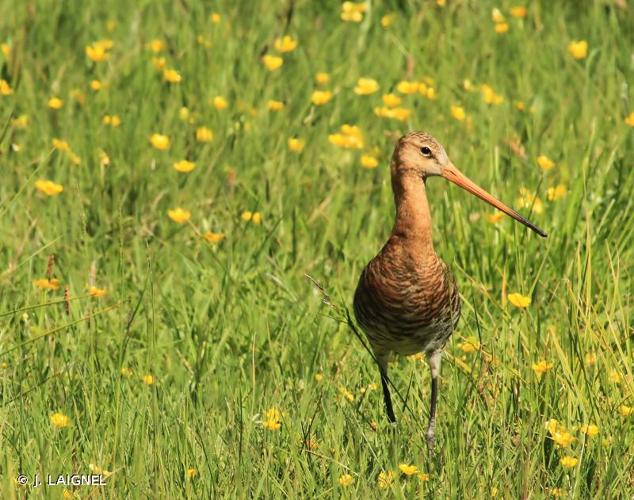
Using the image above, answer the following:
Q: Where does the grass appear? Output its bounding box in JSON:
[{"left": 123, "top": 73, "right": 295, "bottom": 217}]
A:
[{"left": 1, "top": 0, "right": 633, "bottom": 497}]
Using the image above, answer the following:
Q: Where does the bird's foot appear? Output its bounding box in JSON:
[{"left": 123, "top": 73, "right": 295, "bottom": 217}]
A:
[{"left": 425, "top": 421, "right": 436, "bottom": 451}]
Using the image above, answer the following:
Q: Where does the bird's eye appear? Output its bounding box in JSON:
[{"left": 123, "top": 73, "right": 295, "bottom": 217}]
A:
[{"left": 420, "top": 146, "right": 432, "bottom": 157}]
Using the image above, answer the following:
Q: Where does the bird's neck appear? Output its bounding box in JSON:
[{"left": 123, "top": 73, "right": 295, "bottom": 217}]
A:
[{"left": 390, "top": 170, "right": 435, "bottom": 253}]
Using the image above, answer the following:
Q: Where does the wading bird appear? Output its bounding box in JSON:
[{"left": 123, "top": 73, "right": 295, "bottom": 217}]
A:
[{"left": 353, "top": 132, "right": 546, "bottom": 448}]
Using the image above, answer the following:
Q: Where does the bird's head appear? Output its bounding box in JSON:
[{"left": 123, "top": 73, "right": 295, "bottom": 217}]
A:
[{"left": 392, "top": 131, "right": 547, "bottom": 238}]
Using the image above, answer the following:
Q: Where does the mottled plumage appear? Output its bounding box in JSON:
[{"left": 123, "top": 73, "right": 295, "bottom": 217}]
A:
[{"left": 353, "top": 131, "right": 546, "bottom": 448}]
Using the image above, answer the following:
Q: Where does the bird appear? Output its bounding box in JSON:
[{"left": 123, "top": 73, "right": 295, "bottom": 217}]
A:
[{"left": 353, "top": 131, "right": 546, "bottom": 448}]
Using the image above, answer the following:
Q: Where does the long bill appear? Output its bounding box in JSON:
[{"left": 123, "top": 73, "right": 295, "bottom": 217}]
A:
[{"left": 442, "top": 163, "right": 547, "bottom": 238}]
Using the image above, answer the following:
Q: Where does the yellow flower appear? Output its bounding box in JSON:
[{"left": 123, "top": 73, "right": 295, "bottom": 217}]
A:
[
  {"left": 396, "top": 80, "right": 419, "bottom": 94},
  {"left": 374, "top": 106, "right": 411, "bottom": 122},
  {"left": 163, "top": 68, "right": 182, "bottom": 83},
  {"left": 491, "top": 8, "right": 505, "bottom": 23},
  {"left": 203, "top": 231, "right": 225, "bottom": 243},
  {"left": 377, "top": 471, "right": 394, "bottom": 489},
  {"left": 341, "top": 1, "right": 366, "bottom": 22},
  {"left": 457, "top": 337, "right": 480, "bottom": 353},
  {"left": 11, "top": 114, "right": 29, "bottom": 128},
  {"left": 579, "top": 424, "right": 599, "bottom": 437},
  {"left": 148, "top": 39, "right": 165, "bottom": 53},
  {"left": 568, "top": 40, "right": 588, "bottom": 60},
  {"left": 354, "top": 77, "right": 379, "bottom": 95},
  {"left": 382, "top": 93, "right": 401, "bottom": 108},
  {"left": 274, "top": 35, "right": 298, "bottom": 53},
  {"left": 495, "top": 22, "right": 509, "bottom": 33},
  {"left": 624, "top": 112, "right": 634, "bottom": 127},
  {"left": 547, "top": 185, "right": 567, "bottom": 201},
  {"left": 537, "top": 155, "right": 555, "bottom": 171},
  {"left": 120, "top": 367, "right": 133, "bottom": 378},
  {"left": 35, "top": 180, "right": 64, "bottom": 196},
  {"left": 311, "top": 90, "right": 333, "bottom": 106},
  {"left": 315, "top": 72, "right": 330, "bottom": 85},
  {"left": 88, "top": 286, "right": 107, "bottom": 297},
  {"left": 210, "top": 12, "right": 221, "bottom": 24},
  {"left": 508, "top": 292, "right": 531, "bottom": 308},
  {"left": 187, "top": 468, "right": 198, "bottom": 479},
  {"left": 241, "top": 211, "right": 253, "bottom": 222},
  {"left": 480, "top": 84, "right": 503, "bottom": 105},
  {"left": 585, "top": 352, "right": 597, "bottom": 366},
  {"left": 398, "top": 464, "right": 418, "bottom": 476},
  {"left": 339, "top": 386, "right": 355, "bottom": 402},
  {"left": 381, "top": 13, "right": 395, "bottom": 28},
  {"left": 152, "top": 57, "right": 166, "bottom": 70},
  {"left": 52, "top": 138, "right": 71, "bottom": 152},
  {"left": 1, "top": 43, "right": 9, "bottom": 57},
  {"left": 142, "top": 374, "right": 155, "bottom": 385},
  {"left": 516, "top": 187, "right": 544, "bottom": 214},
  {"left": 608, "top": 370, "right": 621, "bottom": 383},
  {"left": 263, "top": 407, "right": 282, "bottom": 430},
  {"left": 85, "top": 42, "right": 109, "bottom": 62},
  {"left": 328, "top": 124, "right": 364, "bottom": 149},
  {"left": 213, "top": 96, "right": 228, "bottom": 110},
  {"left": 360, "top": 154, "right": 378, "bottom": 169},
  {"left": 487, "top": 212, "right": 504, "bottom": 224},
  {"left": 50, "top": 412, "right": 71, "bottom": 428},
  {"left": 173, "top": 160, "right": 196, "bottom": 173},
  {"left": 69, "top": 153, "right": 81, "bottom": 166},
  {"left": 196, "top": 127, "right": 214, "bottom": 142},
  {"left": 33, "top": 278, "right": 61, "bottom": 290},
  {"left": 618, "top": 405, "right": 633, "bottom": 417},
  {"left": 287, "top": 138, "right": 305, "bottom": 153},
  {"left": 550, "top": 488, "right": 565, "bottom": 497},
  {"left": 178, "top": 107, "right": 190, "bottom": 121},
  {"left": 90, "top": 79, "right": 103, "bottom": 91},
  {"left": 262, "top": 54, "right": 283, "bottom": 71},
  {"left": 0, "top": 79, "right": 12, "bottom": 95},
  {"left": 314, "top": 373, "right": 324, "bottom": 382},
  {"left": 450, "top": 105, "right": 466, "bottom": 122},
  {"left": 560, "top": 456, "right": 578, "bottom": 468},
  {"left": 89, "top": 464, "right": 113, "bottom": 478},
  {"left": 48, "top": 97, "right": 63, "bottom": 109},
  {"left": 338, "top": 474, "right": 354, "bottom": 487},
  {"left": 252, "top": 212, "right": 262, "bottom": 224},
  {"left": 103, "top": 114, "right": 121, "bottom": 127},
  {"left": 168, "top": 208, "right": 191, "bottom": 224},
  {"left": 532, "top": 360, "right": 554, "bottom": 377},
  {"left": 418, "top": 473, "right": 430, "bottom": 481},
  {"left": 267, "top": 100, "right": 284, "bottom": 111},
  {"left": 510, "top": 6, "right": 527, "bottom": 18},
  {"left": 150, "top": 133, "right": 170, "bottom": 150}
]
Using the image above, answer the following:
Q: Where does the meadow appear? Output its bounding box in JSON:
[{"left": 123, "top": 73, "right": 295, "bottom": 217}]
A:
[{"left": 1, "top": 0, "right": 633, "bottom": 497}]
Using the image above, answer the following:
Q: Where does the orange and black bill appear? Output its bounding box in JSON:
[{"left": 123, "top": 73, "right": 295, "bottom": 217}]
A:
[{"left": 442, "top": 163, "right": 547, "bottom": 238}]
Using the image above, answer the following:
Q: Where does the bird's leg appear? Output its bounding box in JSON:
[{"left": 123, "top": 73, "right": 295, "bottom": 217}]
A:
[
  {"left": 377, "top": 354, "right": 396, "bottom": 423},
  {"left": 425, "top": 351, "right": 441, "bottom": 449}
]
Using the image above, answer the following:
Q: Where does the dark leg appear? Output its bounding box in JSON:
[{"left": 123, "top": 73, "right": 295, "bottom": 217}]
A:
[
  {"left": 377, "top": 355, "right": 396, "bottom": 422},
  {"left": 426, "top": 351, "right": 441, "bottom": 449}
]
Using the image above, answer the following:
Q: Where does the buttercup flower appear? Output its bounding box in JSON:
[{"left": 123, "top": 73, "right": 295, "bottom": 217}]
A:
[
  {"left": 451, "top": 105, "right": 466, "bottom": 122},
  {"left": 48, "top": 97, "right": 63, "bottom": 109},
  {"left": 173, "top": 160, "right": 196, "bottom": 173},
  {"left": 495, "top": 23, "right": 509, "bottom": 33},
  {"left": 510, "top": 6, "right": 527, "bottom": 17},
  {"left": 315, "top": 72, "right": 330, "bottom": 85},
  {"left": 262, "top": 54, "right": 283, "bottom": 71},
  {"left": 204, "top": 232, "right": 225, "bottom": 243},
  {"left": 274, "top": 35, "right": 298, "bottom": 53},
  {"left": 398, "top": 464, "right": 418, "bottom": 476},
  {"left": 381, "top": 13, "right": 395, "bottom": 28},
  {"left": 329, "top": 124, "right": 364, "bottom": 149},
  {"left": 377, "top": 471, "right": 394, "bottom": 489},
  {"left": 341, "top": 2, "right": 366, "bottom": 22},
  {"left": 142, "top": 374, "right": 155, "bottom": 385},
  {"left": 618, "top": 405, "right": 633, "bottom": 417},
  {"left": 533, "top": 360, "right": 554, "bottom": 377},
  {"left": 88, "top": 286, "right": 107, "bottom": 297},
  {"left": 508, "top": 292, "right": 531, "bottom": 308},
  {"left": 163, "top": 68, "right": 182, "bottom": 83},
  {"left": 150, "top": 133, "right": 170, "bottom": 150},
  {"left": 0, "top": 79, "right": 12, "bottom": 95},
  {"left": 287, "top": 138, "right": 305, "bottom": 152},
  {"left": 196, "top": 127, "right": 214, "bottom": 142},
  {"left": 50, "top": 412, "right": 71, "bottom": 428},
  {"left": 547, "top": 185, "right": 567, "bottom": 201},
  {"left": 311, "top": 90, "right": 333, "bottom": 105},
  {"left": 212, "top": 96, "right": 228, "bottom": 110},
  {"left": 167, "top": 208, "right": 191, "bottom": 223},
  {"left": 568, "top": 40, "right": 588, "bottom": 60},
  {"left": 33, "top": 278, "right": 61, "bottom": 290},
  {"left": 267, "top": 100, "right": 285, "bottom": 111},
  {"left": 537, "top": 155, "right": 555, "bottom": 171},
  {"left": 85, "top": 41, "right": 110, "bottom": 62},
  {"left": 396, "top": 80, "right": 419, "bottom": 94},
  {"left": 338, "top": 474, "right": 354, "bottom": 486},
  {"left": 354, "top": 78, "right": 379, "bottom": 95},
  {"left": 360, "top": 154, "right": 378, "bottom": 169},
  {"left": 624, "top": 112, "right": 634, "bottom": 127},
  {"left": 35, "top": 180, "right": 64, "bottom": 196},
  {"left": 487, "top": 212, "right": 503, "bottom": 223},
  {"left": 382, "top": 93, "right": 401, "bottom": 108},
  {"left": 148, "top": 39, "right": 165, "bottom": 53},
  {"left": 579, "top": 424, "right": 599, "bottom": 437},
  {"left": 560, "top": 456, "right": 578, "bottom": 468}
]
